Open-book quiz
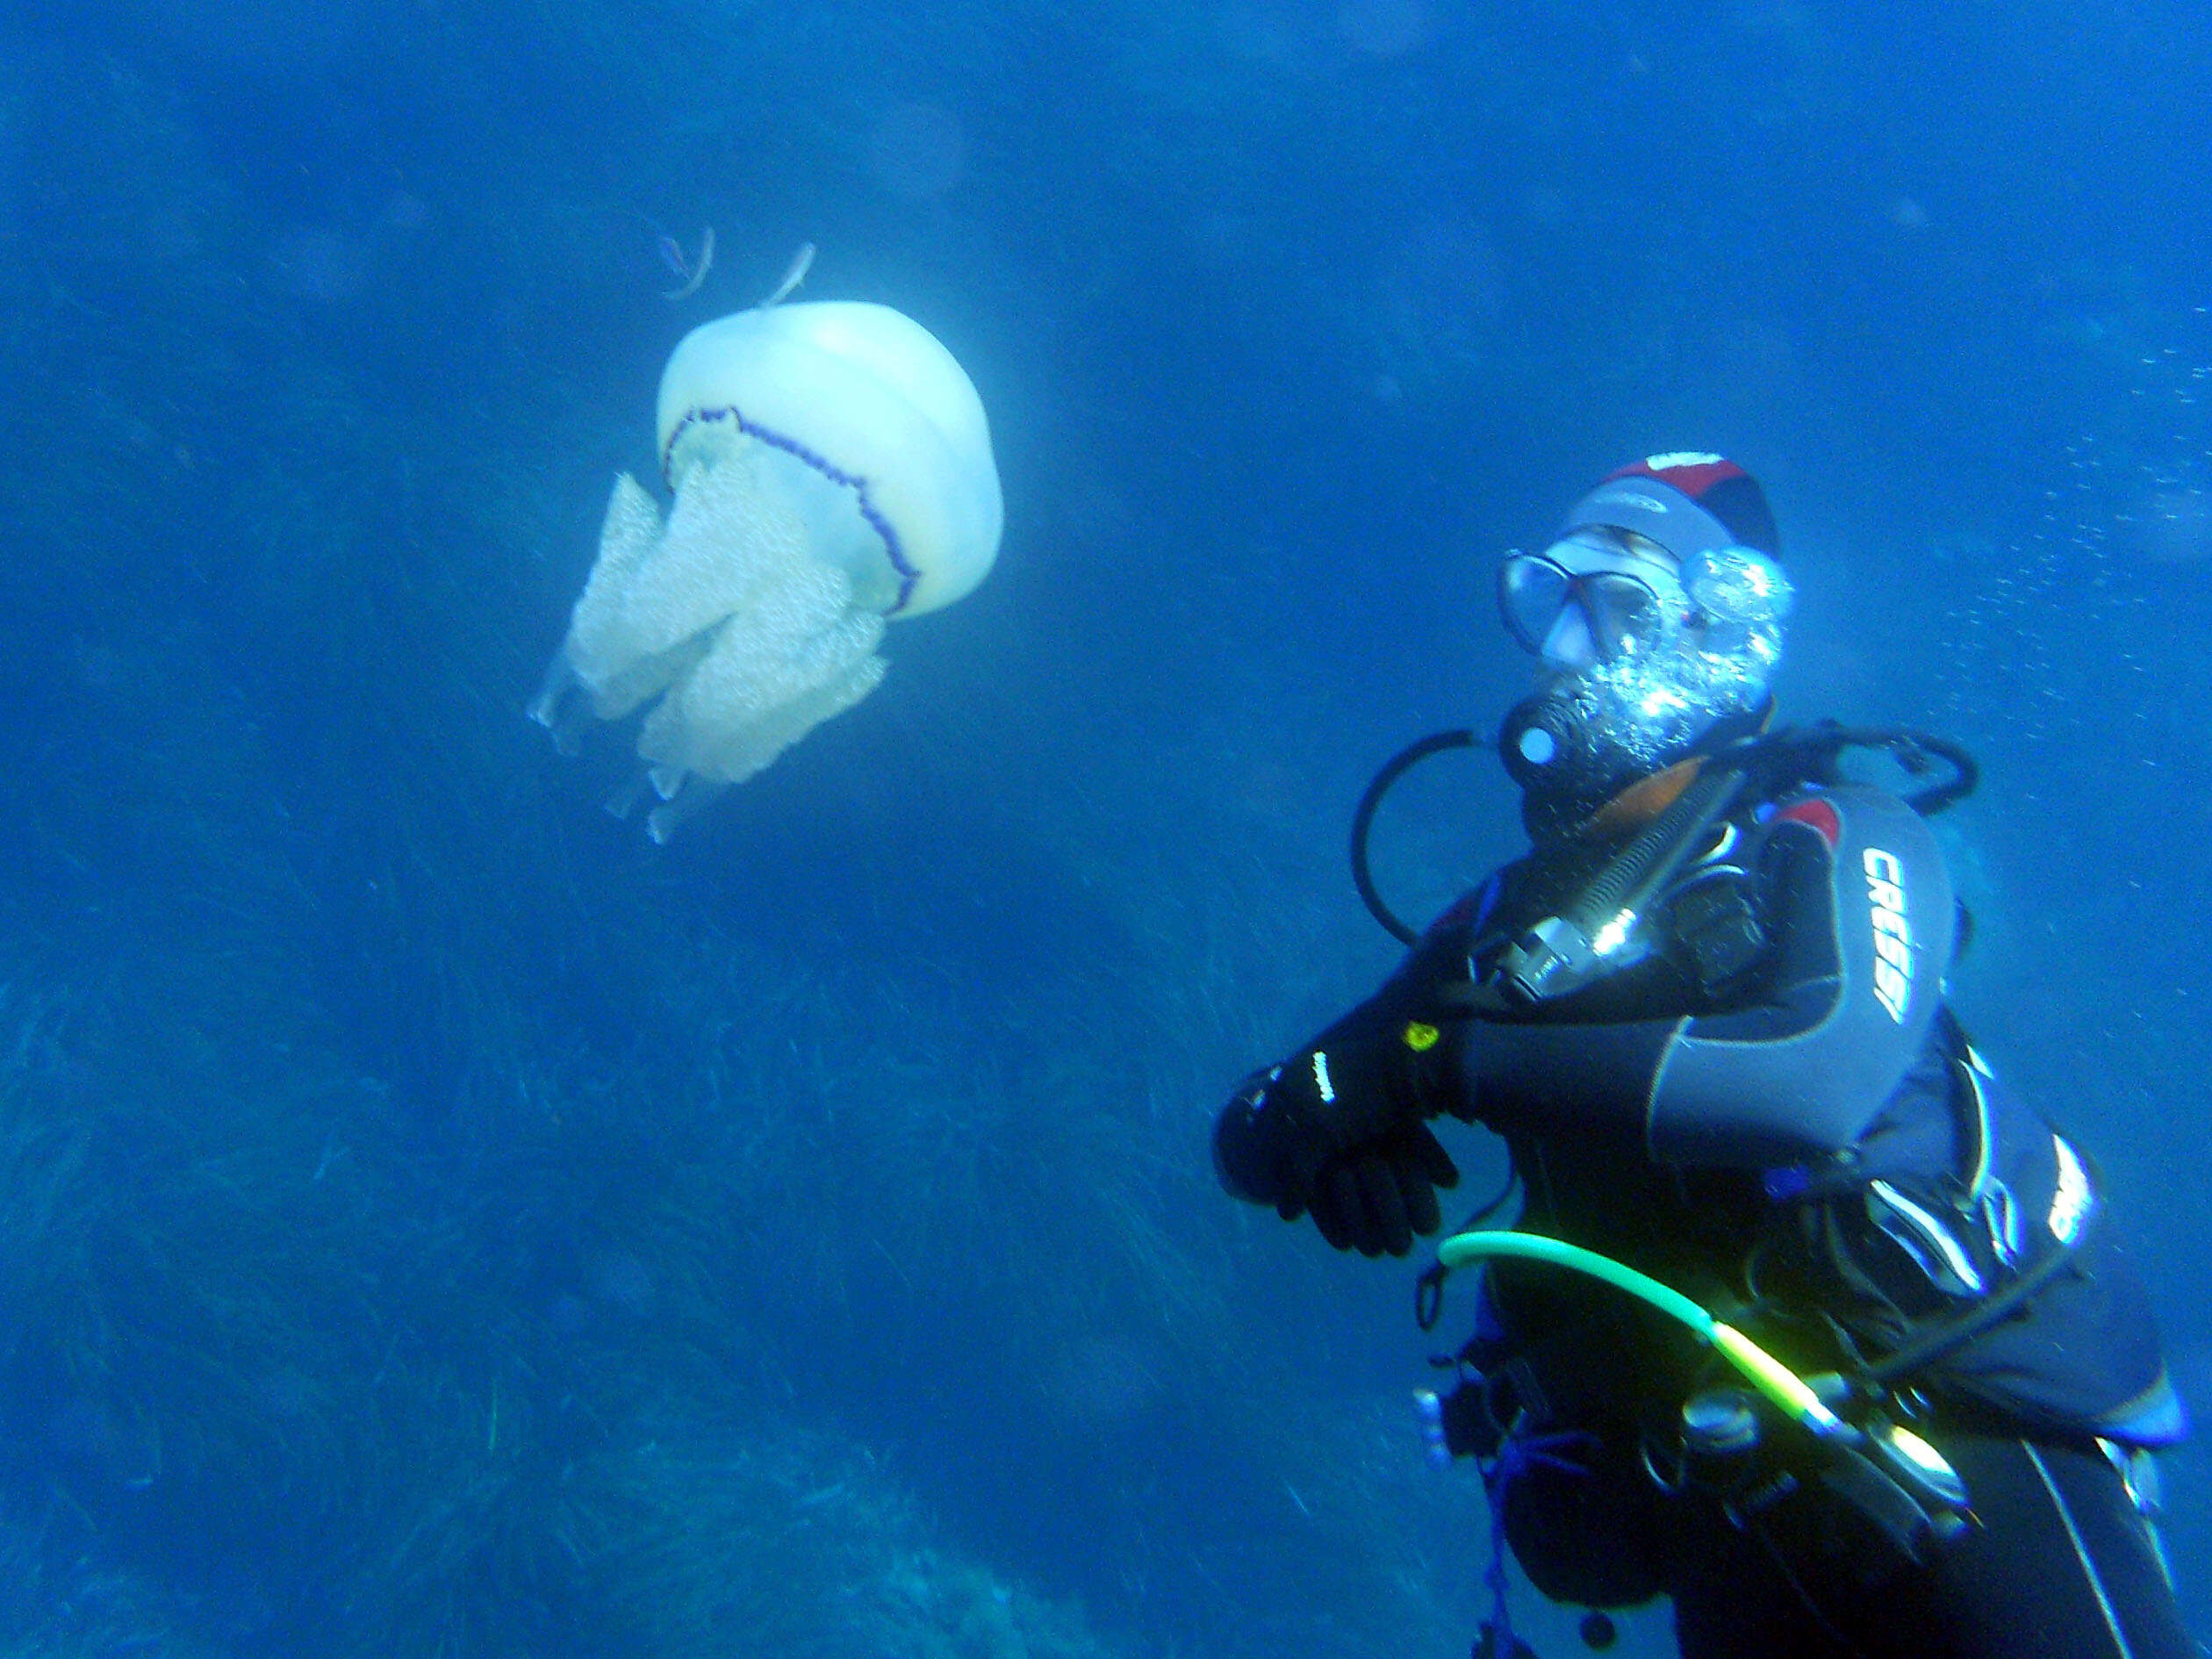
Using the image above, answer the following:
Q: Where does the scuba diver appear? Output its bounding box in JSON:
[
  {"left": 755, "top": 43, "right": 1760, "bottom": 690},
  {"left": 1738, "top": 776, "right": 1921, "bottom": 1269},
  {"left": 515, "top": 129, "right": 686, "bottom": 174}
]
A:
[{"left": 1213, "top": 456, "right": 2195, "bottom": 1657}]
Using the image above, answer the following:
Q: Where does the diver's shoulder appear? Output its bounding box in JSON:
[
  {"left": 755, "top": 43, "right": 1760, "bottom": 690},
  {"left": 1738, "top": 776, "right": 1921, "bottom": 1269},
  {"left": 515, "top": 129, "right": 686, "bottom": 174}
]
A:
[{"left": 1757, "top": 778, "right": 1936, "bottom": 844}]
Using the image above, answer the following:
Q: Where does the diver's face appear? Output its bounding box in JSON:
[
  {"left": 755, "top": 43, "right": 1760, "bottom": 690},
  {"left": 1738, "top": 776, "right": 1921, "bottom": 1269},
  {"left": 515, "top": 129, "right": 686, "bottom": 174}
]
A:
[
  {"left": 1495, "top": 525, "right": 1786, "bottom": 816},
  {"left": 1497, "top": 529, "right": 1695, "bottom": 673}
]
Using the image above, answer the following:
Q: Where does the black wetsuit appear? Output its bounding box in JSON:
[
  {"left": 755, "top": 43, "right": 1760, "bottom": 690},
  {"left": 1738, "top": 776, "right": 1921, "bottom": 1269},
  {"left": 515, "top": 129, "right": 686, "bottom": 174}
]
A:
[{"left": 1217, "top": 774, "right": 2194, "bottom": 1657}]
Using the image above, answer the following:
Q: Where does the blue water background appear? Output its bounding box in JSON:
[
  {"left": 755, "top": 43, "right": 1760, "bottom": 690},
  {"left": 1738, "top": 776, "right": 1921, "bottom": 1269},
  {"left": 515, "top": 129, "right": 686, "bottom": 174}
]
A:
[{"left": 0, "top": 0, "right": 2205, "bottom": 1653}]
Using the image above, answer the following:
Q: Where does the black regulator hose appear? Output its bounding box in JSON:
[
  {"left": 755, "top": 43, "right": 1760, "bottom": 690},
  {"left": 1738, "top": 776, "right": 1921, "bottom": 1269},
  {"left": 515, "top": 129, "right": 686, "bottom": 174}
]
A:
[
  {"left": 1350, "top": 729, "right": 1476, "bottom": 945},
  {"left": 1349, "top": 722, "right": 1979, "bottom": 947},
  {"left": 1865, "top": 728, "right": 1979, "bottom": 816}
]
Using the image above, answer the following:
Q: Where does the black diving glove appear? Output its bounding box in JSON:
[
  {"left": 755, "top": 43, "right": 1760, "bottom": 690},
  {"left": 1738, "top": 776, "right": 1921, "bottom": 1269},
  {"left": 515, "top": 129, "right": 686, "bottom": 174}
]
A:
[{"left": 1213, "top": 986, "right": 1469, "bottom": 1258}]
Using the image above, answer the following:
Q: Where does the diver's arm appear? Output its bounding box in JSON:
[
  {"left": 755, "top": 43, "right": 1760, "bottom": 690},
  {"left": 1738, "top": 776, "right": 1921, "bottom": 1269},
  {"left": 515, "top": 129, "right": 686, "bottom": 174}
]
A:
[
  {"left": 1464, "top": 786, "right": 1956, "bottom": 1168},
  {"left": 1644, "top": 786, "right": 1956, "bottom": 1163},
  {"left": 1212, "top": 920, "right": 1477, "bottom": 1256}
]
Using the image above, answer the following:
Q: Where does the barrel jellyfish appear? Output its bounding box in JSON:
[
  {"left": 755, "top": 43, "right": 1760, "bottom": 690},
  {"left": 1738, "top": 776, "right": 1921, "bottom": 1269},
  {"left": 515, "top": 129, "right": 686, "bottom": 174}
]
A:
[{"left": 529, "top": 300, "right": 1003, "bottom": 841}]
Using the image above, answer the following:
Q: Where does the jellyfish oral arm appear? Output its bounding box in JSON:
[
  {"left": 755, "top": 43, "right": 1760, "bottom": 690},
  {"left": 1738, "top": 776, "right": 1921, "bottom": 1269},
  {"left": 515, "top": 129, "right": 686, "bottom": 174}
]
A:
[
  {"left": 536, "top": 453, "right": 882, "bottom": 837},
  {"left": 657, "top": 406, "right": 927, "bottom": 615}
]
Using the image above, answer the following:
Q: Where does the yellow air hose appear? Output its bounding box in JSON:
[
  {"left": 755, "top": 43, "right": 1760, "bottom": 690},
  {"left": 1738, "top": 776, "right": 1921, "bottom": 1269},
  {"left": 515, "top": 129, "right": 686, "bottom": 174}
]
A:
[{"left": 1437, "top": 1230, "right": 1857, "bottom": 1444}]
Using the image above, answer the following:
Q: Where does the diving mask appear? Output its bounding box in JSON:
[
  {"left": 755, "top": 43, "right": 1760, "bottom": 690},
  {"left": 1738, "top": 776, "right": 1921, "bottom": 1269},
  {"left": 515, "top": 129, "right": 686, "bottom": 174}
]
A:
[
  {"left": 1499, "top": 530, "right": 1688, "bottom": 668},
  {"left": 1499, "top": 530, "right": 1792, "bottom": 672}
]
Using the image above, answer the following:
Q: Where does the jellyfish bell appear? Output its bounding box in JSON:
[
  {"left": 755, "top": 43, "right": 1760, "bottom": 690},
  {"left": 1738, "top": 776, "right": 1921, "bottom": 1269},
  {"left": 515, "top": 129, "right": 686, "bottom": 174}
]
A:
[
  {"left": 656, "top": 300, "right": 1001, "bottom": 620},
  {"left": 530, "top": 300, "right": 1002, "bottom": 841}
]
